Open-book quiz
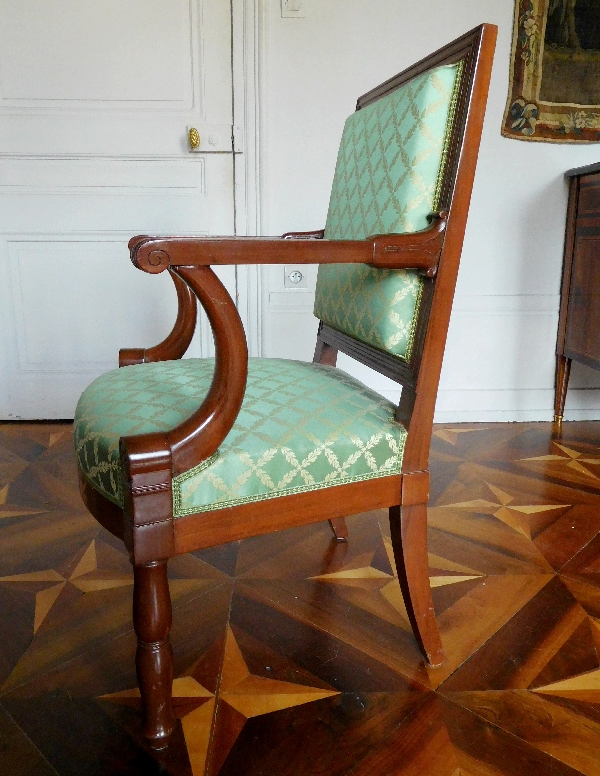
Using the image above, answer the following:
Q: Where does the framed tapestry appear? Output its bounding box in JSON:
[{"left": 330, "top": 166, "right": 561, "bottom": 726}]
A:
[{"left": 503, "top": 0, "right": 600, "bottom": 142}]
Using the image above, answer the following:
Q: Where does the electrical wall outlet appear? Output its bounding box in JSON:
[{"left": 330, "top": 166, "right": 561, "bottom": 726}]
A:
[
  {"left": 281, "top": 0, "right": 306, "bottom": 18},
  {"left": 284, "top": 266, "right": 308, "bottom": 288}
]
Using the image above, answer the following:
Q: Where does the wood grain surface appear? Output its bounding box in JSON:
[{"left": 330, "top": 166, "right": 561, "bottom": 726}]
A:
[{"left": 3, "top": 421, "right": 600, "bottom": 774}]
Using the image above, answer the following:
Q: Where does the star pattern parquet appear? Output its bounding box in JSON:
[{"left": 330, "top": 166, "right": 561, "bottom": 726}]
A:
[{"left": 4, "top": 421, "right": 600, "bottom": 774}]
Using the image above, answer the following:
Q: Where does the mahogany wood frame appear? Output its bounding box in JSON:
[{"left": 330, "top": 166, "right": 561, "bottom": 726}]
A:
[
  {"left": 77, "top": 24, "right": 496, "bottom": 750},
  {"left": 554, "top": 163, "right": 600, "bottom": 425}
]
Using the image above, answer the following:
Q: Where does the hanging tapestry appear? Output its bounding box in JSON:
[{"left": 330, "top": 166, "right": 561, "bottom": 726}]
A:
[{"left": 503, "top": 0, "right": 600, "bottom": 142}]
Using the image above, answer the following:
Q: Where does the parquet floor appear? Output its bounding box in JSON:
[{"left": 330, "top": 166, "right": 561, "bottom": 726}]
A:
[{"left": 3, "top": 423, "right": 600, "bottom": 775}]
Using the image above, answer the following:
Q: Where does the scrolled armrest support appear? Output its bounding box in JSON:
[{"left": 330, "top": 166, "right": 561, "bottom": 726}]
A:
[
  {"left": 167, "top": 266, "right": 248, "bottom": 475},
  {"left": 122, "top": 267, "right": 248, "bottom": 482},
  {"left": 118, "top": 267, "right": 246, "bottom": 562},
  {"left": 119, "top": 271, "right": 197, "bottom": 367}
]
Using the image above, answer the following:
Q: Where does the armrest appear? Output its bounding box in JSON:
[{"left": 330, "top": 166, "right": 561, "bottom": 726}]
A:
[
  {"left": 129, "top": 212, "right": 447, "bottom": 279},
  {"left": 118, "top": 212, "right": 447, "bottom": 498},
  {"left": 119, "top": 271, "right": 197, "bottom": 366}
]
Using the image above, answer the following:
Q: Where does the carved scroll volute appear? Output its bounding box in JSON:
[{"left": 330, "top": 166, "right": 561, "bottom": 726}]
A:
[{"left": 129, "top": 236, "right": 172, "bottom": 274}]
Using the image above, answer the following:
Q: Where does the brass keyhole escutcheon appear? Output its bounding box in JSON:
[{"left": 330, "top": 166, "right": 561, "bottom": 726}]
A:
[{"left": 188, "top": 127, "right": 200, "bottom": 149}]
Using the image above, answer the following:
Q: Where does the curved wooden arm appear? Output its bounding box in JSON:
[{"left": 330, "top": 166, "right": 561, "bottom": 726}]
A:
[
  {"left": 119, "top": 271, "right": 197, "bottom": 367},
  {"left": 128, "top": 213, "right": 447, "bottom": 277},
  {"left": 121, "top": 266, "right": 248, "bottom": 485},
  {"left": 167, "top": 266, "right": 247, "bottom": 475}
]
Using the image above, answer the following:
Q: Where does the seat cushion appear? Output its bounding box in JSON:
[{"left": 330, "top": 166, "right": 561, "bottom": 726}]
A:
[
  {"left": 314, "top": 62, "right": 463, "bottom": 360},
  {"left": 74, "top": 358, "right": 406, "bottom": 517}
]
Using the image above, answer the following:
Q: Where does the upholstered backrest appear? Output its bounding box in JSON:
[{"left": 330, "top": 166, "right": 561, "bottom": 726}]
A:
[{"left": 313, "top": 62, "right": 463, "bottom": 361}]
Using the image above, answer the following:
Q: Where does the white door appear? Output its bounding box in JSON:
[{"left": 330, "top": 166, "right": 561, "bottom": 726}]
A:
[{"left": 0, "top": 0, "right": 237, "bottom": 418}]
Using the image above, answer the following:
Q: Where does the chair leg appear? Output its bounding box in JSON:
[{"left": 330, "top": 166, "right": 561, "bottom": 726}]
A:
[
  {"left": 133, "top": 559, "right": 175, "bottom": 749},
  {"left": 389, "top": 503, "right": 444, "bottom": 667},
  {"left": 328, "top": 517, "right": 349, "bottom": 541}
]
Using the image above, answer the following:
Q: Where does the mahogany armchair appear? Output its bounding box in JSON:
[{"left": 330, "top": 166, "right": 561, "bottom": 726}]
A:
[{"left": 74, "top": 25, "right": 496, "bottom": 750}]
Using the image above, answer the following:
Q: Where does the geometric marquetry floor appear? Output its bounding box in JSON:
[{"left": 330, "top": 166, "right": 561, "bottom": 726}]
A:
[{"left": 3, "top": 422, "right": 600, "bottom": 774}]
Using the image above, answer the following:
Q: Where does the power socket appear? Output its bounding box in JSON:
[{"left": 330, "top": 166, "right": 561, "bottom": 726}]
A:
[
  {"left": 284, "top": 266, "right": 308, "bottom": 289},
  {"left": 281, "top": 0, "right": 306, "bottom": 18}
]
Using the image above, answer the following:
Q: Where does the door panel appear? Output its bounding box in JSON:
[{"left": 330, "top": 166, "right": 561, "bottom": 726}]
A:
[
  {"left": 0, "top": 1, "right": 236, "bottom": 419},
  {"left": 0, "top": 0, "right": 233, "bottom": 154},
  {"left": 1, "top": 0, "right": 192, "bottom": 102}
]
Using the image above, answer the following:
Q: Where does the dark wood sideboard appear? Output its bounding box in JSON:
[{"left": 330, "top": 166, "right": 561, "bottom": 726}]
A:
[{"left": 555, "top": 162, "right": 600, "bottom": 424}]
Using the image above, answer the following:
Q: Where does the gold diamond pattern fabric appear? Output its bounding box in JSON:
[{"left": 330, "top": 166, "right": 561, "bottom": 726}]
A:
[
  {"left": 74, "top": 359, "right": 406, "bottom": 517},
  {"left": 313, "top": 63, "right": 462, "bottom": 361}
]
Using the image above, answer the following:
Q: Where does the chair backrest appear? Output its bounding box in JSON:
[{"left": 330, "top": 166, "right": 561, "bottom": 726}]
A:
[
  {"left": 313, "top": 25, "right": 496, "bottom": 471},
  {"left": 314, "top": 60, "right": 463, "bottom": 361}
]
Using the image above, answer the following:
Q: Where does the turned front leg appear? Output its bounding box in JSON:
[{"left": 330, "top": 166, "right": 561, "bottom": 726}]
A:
[{"left": 133, "top": 560, "right": 175, "bottom": 749}]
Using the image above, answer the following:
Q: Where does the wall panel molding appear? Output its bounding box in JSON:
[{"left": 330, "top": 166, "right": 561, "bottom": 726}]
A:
[
  {"left": 0, "top": 157, "right": 206, "bottom": 194},
  {"left": 261, "top": 291, "right": 600, "bottom": 422},
  {"left": 6, "top": 236, "right": 178, "bottom": 374},
  {"left": 0, "top": 0, "right": 237, "bottom": 156},
  {"left": 0, "top": 0, "right": 197, "bottom": 111},
  {"left": 232, "top": 0, "right": 266, "bottom": 357}
]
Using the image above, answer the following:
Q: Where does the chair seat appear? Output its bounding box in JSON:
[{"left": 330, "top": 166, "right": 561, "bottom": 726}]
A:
[{"left": 74, "top": 358, "right": 406, "bottom": 517}]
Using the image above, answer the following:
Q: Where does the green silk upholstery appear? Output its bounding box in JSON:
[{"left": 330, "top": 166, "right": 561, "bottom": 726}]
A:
[
  {"left": 313, "top": 62, "right": 463, "bottom": 360},
  {"left": 74, "top": 63, "right": 463, "bottom": 521},
  {"left": 74, "top": 358, "right": 406, "bottom": 517}
]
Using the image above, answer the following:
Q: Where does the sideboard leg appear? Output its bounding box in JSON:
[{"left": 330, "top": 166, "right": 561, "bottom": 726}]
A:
[{"left": 554, "top": 355, "right": 572, "bottom": 425}]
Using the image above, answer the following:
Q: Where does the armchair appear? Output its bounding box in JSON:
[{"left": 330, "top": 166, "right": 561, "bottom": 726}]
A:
[{"left": 74, "top": 25, "right": 496, "bottom": 750}]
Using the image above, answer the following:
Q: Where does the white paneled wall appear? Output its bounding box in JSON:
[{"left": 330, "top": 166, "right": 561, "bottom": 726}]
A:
[
  {"left": 4, "top": 0, "right": 600, "bottom": 422},
  {"left": 0, "top": 0, "right": 236, "bottom": 419},
  {"left": 254, "top": 0, "right": 600, "bottom": 421}
]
